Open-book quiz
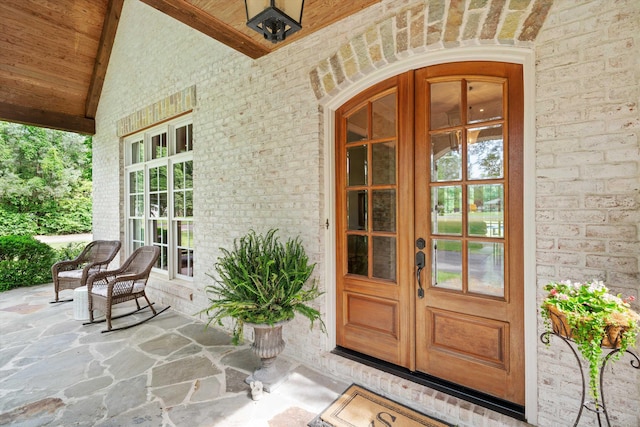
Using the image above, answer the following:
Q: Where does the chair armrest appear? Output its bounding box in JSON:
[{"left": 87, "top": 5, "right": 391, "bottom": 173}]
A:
[
  {"left": 86, "top": 268, "right": 124, "bottom": 291},
  {"left": 80, "top": 260, "right": 114, "bottom": 281},
  {"left": 111, "top": 273, "right": 140, "bottom": 282},
  {"left": 52, "top": 259, "right": 84, "bottom": 273}
]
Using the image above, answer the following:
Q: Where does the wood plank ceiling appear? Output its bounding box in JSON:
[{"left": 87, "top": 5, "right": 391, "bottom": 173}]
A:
[{"left": 0, "top": 0, "right": 379, "bottom": 135}]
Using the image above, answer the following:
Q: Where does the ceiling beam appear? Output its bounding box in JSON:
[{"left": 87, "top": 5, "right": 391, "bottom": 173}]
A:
[
  {"left": 86, "top": 0, "right": 125, "bottom": 119},
  {"left": 0, "top": 102, "right": 95, "bottom": 135},
  {"left": 139, "top": 0, "right": 269, "bottom": 59}
]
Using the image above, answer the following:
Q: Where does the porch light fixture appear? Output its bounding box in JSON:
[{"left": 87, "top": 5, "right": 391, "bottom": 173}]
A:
[{"left": 245, "top": 0, "right": 305, "bottom": 43}]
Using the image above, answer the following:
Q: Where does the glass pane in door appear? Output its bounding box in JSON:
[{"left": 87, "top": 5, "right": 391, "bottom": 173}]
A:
[
  {"left": 431, "top": 186, "right": 462, "bottom": 235},
  {"left": 347, "top": 145, "right": 367, "bottom": 186},
  {"left": 431, "top": 131, "right": 461, "bottom": 181},
  {"left": 432, "top": 239, "right": 462, "bottom": 290},
  {"left": 372, "top": 141, "right": 396, "bottom": 185},
  {"left": 467, "top": 125, "right": 503, "bottom": 179},
  {"left": 347, "top": 190, "right": 367, "bottom": 231},
  {"left": 430, "top": 81, "right": 461, "bottom": 129},
  {"left": 373, "top": 236, "right": 396, "bottom": 281},
  {"left": 467, "top": 81, "right": 503, "bottom": 124},
  {"left": 347, "top": 235, "right": 368, "bottom": 276},
  {"left": 372, "top": 93, "right": 396, "bottom": 139},
  {"left": 347, "top": 106, "right": 368, "bottom": 142},
  {"left": 468, "top": 241, "right": 504, "bottom": 297},
  {"left": 468, "top": 184, "right": 504, "bottom": 237},
  {"left": 372, "top": 189, "right": 396, "bottom": 232}
]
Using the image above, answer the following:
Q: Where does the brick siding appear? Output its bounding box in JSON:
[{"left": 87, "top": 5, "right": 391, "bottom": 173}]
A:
[{"left": 93, "top": 0, "right": 639, "bottom": 425}]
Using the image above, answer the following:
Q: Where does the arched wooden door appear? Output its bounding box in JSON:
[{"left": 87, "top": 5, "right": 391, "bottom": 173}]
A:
[{"left": 335, "top": 62, "right": 525, "bottom": 405}]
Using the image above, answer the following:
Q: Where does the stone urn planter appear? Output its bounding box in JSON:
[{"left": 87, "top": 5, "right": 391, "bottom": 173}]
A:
[
  {"left": 245, "top": 321, "right": 288, "bottom": 391},
  {"left": 199, "top": 229, "right": 325, "bottom": 393}
]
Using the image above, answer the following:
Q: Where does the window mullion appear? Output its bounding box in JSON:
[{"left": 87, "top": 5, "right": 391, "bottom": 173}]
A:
[{"left": 167, "top": 158, "right": 174, "bottom": 278}]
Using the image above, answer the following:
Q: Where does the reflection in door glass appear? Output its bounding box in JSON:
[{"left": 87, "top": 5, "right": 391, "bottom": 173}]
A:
[
  {"left": 467, "top": 81, "right": 503, "bottom": 124},
  {"left": 347, "top": 145, "right": 367, "bottom": 186},
  {"left": 431, "top": 186, "right": 462, "bottom": 235},
  {"left": 372, "top": 93, "right": 396, "bottom": 139},
  {"left": 372, "top": 141, "right": 396, "bottom": 185},
  {"left": 372, "top": 189, "right": 396, "bottom": 232},
  {"left": 468, "top": 184, "right": 503, "bottom": 237},
  {"left": 373, "top": 236, "right": 396, "bottom": 281},
  {"left": 347, "top": 190, "right": 367, "bottom": 231},
  {"left": 467, "top": 125, "right": 503, "bottom": 179},
  {"left": 347, "top": 106, "right": 368, "bottom": 142},
  {"left": 430, "top": 81, "right": 461, "bottom": 129},
  {"left": 431, "top": 131, "right": 461, "bottom": 181},
  {"left": 348, "top": 235, "right": 368, "bottom": 276},
  {"left": 468, "top": 242, "right": 504, "bottom": 297},
  {"left": 432, "top": 239, "right": 462, "bottom": 290}
]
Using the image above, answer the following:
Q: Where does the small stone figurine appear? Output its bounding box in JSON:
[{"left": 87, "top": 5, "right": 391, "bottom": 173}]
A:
[{"left": 250, "top": 381, "right": 264, "bottom": 401}]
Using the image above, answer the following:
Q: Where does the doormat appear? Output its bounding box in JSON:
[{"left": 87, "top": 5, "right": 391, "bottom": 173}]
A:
[{"left": 308, "top": 384, "right": 454, "bottom": 427}]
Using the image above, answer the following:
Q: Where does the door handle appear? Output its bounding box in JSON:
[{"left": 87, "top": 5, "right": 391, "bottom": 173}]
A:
[{"left": 416, "top": 250, "right": 425, "bottom": 298}]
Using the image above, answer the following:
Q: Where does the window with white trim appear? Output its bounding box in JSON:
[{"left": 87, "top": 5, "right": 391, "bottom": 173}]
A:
[{"left": 124, "top": 116, "right": 193, "bottom": 279}]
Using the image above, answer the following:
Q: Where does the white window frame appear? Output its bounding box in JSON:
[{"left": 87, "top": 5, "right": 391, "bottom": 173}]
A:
[{"left": 124, "top": 115, "right": 194, "bottom": 280}]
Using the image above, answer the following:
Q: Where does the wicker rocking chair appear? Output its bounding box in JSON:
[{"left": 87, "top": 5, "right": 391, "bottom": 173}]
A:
[
  {"left": 85, "top": 246, "right": 169, "bottom": 332},
  {"left": 51, "top": 240, "right": 121, "bottom": 302}
]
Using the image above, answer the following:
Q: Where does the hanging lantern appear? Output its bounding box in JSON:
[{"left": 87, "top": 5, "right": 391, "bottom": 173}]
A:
[{"left": 245, "top": 0, "right": 305, "bottom": 43}]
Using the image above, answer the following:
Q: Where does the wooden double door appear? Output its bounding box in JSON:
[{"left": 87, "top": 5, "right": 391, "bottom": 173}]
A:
[{"left": 335, "top": 62, "right": 524, "bottom": 405}]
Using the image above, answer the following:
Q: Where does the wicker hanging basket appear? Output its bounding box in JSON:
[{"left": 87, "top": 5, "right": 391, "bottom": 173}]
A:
[{"left": 544, "top": 304, "right": 627, "bottom": 349}]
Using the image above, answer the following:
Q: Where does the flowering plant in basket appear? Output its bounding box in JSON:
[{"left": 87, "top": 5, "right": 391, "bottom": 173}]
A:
[{"left": 541, "top": 279, "right": 640, "bottom": 402}]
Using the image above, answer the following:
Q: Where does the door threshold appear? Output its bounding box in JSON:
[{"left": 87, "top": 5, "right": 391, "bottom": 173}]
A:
[{"left": 332, "top": 346, "right": 526, "bottom": 421}]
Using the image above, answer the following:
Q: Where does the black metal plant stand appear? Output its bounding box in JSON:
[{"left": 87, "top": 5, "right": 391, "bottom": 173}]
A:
[{"left": 540, "top": 327, "right": 640, "bottom": 427}]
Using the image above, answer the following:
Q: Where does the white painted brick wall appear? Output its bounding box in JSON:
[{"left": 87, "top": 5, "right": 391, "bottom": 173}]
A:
[
  {"left": 535, "top": 0, "right": 640, "bottom": 425},
  {"left": 92, "top": 0, "right": 640, "bottom": 425}
]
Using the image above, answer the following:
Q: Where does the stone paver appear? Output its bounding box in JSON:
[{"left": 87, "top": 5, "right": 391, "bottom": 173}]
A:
[{"left": 0, "top": 284, "right": 348, "bottom": 426}]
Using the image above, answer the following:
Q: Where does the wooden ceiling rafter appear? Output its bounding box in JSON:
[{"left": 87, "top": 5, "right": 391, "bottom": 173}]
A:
[
  {"left": 86, "top": 0, "right": 126, "bottom": 119},
  {"left": 139, "top": 0, "right": 269, "bottom": 59},
  {"left": 0, "top": 0, "right": 380, "bottom": 135},
  {"left": 0, "top": 0, "right": 123, "bottom": 135},
  {"left": 0, "top": 101, "right": 96, "bottom": 135}
]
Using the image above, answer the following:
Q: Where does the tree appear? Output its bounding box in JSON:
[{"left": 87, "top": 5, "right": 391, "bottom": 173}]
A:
[{"left": 0, "top": 122, "right": 92, "bottom": 235}]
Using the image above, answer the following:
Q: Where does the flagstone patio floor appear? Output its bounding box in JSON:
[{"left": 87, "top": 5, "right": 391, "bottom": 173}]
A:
[{"left": 0, "top": 284, "right": 348, "bottom": 426}]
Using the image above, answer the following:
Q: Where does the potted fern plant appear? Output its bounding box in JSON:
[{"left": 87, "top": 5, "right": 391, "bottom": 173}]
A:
[{"left": 200, "top": 229, "right": 325, "bottom": 389}]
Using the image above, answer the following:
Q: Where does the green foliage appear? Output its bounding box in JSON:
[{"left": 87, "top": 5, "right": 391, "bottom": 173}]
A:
[
  {"left": 200, "top": 229, "right": 325, "bottom": 344},
  {"left": 39, "top": 181, "right": 93, "bottom": 234},
  {"left": 541, "top": 280, "right": 640, "bottom": 403},
  {"left": 435, "top": 220, "right": 487, "bottom": 235},
  {"left": 0, "top": 207, "right": 38, "bottom": 236},
  {"left": 0, "top": 122, "right": 92, "bottom": 235},
  {"left": 54, "top": 242, "right": 86, "bottom": 262},
  {"left": 0, "top": 235, "right": 56, "bottom": 291}
]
